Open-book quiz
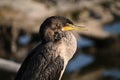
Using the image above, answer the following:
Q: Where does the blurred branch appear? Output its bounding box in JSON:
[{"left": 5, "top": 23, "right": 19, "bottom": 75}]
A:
[
  {"left": 80, "top": 69, "right": 104, "bottom": 80},
  {"left": 63, "top": 68, "right": 104, "bottom": 80},
  {"left": 0, "top": 58, "right": 20, "bottom": 73}
]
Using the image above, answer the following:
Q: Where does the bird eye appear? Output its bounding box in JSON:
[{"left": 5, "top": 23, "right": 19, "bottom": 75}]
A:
[
  {"left": 51, "top": 23, "right": 62, "bottom": 31},
  {"left": 56, "top": 24, "right": 60, "bottom": 27},
  {"left": 56, "top": 24, "right": 63, "bottom": 29}
]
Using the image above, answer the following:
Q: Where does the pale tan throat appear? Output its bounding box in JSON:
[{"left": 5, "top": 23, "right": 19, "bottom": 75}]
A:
[{"left": 57, "top": 32, "right": 77, "bottom": 80}]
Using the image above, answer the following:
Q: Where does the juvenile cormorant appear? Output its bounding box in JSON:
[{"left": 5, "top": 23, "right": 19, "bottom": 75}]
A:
[{"left": 15, "top": 16, "right": 85, "bottom": 80}]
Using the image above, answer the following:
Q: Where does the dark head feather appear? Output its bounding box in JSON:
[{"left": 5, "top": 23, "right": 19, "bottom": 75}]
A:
[{"left": 39, "top": 16, "right": 73, "bottom": 42}]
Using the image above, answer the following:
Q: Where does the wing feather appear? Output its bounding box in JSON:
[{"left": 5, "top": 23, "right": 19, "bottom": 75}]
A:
[{"left": 15, "top": 43, "right": 64, "bottom": 80}]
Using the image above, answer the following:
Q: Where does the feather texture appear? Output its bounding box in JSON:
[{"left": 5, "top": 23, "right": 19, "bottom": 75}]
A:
[{"left": 15, "top": 42, "right": 64, "bottom": 80}]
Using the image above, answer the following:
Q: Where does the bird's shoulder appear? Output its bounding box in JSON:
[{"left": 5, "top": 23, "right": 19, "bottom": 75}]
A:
[{"left": 15, "top": 41, "right": 64, "bottom": 80}]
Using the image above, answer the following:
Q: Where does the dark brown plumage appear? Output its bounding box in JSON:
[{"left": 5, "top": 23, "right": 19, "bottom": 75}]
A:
[{"left": 15, "top": 16, "right": 83, "bottom": 80}]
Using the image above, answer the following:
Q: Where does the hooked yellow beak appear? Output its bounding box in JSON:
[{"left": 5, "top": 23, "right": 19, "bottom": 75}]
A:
[{"left": 62, "top": 24, "right": 87, "bottom": 31}]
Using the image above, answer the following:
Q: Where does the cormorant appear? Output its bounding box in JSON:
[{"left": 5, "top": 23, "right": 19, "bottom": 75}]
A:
[{"left": 15, "top": 16, "right": 85, "bottom": 80}]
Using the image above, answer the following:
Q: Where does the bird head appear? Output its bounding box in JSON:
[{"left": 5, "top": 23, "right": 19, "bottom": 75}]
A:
[{"left": 39, "top": 16, "right": 86, "bottom": 42}]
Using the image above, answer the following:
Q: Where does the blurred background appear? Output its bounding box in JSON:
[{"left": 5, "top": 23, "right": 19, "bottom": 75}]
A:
[{"left": 0, "top": 0, "right": 120, "bottom": 80}]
